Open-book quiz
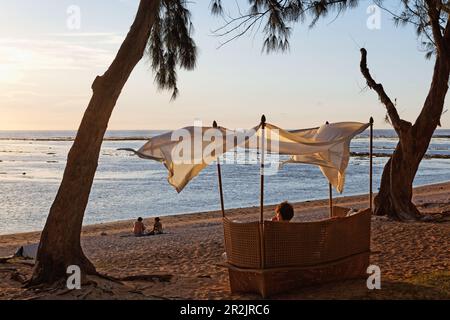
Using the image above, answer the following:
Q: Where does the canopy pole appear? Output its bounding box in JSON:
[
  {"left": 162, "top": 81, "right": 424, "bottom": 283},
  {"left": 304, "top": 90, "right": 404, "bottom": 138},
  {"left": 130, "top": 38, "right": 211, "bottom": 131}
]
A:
[
  {"left": 260, "top": 115, "right": 266, "bottom": 224},
  {"left": 213, "top": 121, "right": 225, "bottom": 218},
  {"left": 260, "top": 115, "right": 266, "bottom": 270},
  {"left": 329, "top": 184, "right": 333, "bottom": 217},
  {"left": 325, "top": 121, "right": 333, "bottom": 217},
  {"left": 369, "top": 117, "right": 374, "bottom": 211}
]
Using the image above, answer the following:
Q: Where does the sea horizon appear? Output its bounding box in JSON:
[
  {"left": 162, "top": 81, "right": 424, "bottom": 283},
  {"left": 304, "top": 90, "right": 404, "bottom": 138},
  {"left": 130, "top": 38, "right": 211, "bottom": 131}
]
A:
[{"left": 1, "top": 128, "right": 450, "bottom": 141}]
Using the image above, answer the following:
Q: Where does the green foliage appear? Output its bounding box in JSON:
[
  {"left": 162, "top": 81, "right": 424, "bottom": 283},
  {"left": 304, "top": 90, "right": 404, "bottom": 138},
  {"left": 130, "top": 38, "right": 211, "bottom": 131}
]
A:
[
  {"left": 211, "top": 0, "right": 359, "bottom": 53},
  {"left": 376, "top": 0, "right": 449, "bottom": 59},
  {"left": 147, "top": 0, "right": 449, "bottom": 98},
  {"left": 210, "top": 0, "right": 448, "bottom": 58},
  {"left": 148, "top": 0, "right": 197, "bottom": 100}
]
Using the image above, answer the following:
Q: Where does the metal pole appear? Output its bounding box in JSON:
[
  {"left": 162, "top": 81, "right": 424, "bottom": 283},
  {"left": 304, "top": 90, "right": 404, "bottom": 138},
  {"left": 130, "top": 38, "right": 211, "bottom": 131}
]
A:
[
  {"left": 213, "top": 121, "right": 225, "bottom": 218},
  {"left": 260, "top": 115, "right": 266, "bottom": 224},
  {"left": 260, "top": 115, "right": 266, "bottom": 269},
  {"left": 329, "top": 183, "right": 333, "bottom": 217},
  {"left": 325, "top": 121, "right": 333, "bottom": 217},
  {"left": 369, "top": 117, "right": 374, "bottom": 211}
]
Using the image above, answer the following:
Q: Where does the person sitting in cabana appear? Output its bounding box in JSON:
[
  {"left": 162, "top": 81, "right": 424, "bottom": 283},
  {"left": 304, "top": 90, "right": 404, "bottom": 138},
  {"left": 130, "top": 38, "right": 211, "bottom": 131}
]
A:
[{"left": 272, "top": 201, "right": 294, "bottom": 222}]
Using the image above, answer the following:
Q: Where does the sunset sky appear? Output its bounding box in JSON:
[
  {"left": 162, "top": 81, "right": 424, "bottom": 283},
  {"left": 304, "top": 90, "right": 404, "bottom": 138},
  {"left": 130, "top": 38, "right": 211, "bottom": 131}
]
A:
[{"left": 0, "top": 0, "right": 448, "bottom": 130}]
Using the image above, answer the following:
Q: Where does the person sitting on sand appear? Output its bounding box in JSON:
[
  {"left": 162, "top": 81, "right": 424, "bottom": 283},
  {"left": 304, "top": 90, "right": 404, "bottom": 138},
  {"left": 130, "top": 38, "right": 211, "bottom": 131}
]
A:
[
  {"left": 149, "top": 217, "right": 163, "bottom": 235},
  {"left": 272, "top": 201, "right": 294, "bottom": 222},
  {"left": 133, "top": 217, "right": 146, "bottom": 236}
]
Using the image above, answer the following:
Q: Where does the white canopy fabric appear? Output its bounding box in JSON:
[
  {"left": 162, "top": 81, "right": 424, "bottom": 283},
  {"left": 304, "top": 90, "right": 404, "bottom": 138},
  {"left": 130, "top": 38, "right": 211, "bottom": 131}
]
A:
[
  {"left": 124, "top": 121, "right": 369, "bottom": 193},
  {"left": 125, "top": 125, "right": 260, "bottom": 192},
  {"left": 279, "top": 122, "right": 370, "bottom": 193}
]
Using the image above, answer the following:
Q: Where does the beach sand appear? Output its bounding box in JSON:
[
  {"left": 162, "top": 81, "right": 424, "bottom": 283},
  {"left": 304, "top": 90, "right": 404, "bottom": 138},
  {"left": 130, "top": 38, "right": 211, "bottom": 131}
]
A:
[{"left": 0, "top": 182, "right": 449, "bottom": 300}]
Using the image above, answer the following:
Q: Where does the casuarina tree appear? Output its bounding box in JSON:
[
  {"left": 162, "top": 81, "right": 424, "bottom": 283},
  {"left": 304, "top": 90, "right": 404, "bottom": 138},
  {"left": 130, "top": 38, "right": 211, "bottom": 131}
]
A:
[{"left": 30, "top": 0, "right": 197, "bottom": 285}]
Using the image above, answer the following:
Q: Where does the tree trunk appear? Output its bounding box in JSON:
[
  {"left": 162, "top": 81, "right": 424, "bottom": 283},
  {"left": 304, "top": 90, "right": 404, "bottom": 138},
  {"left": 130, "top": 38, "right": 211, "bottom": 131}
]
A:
[
  {"left": 29, "top": 0, "right": 161, "bottom": 286},
  {"left": 374, "top": 135, "right": 422, "bottom": 220},
  {"left": 374, "top": 39, "right": 450, "bottom": 221},
  {"left": 373, "top": 158, "right": 393, "bottom": 216}
]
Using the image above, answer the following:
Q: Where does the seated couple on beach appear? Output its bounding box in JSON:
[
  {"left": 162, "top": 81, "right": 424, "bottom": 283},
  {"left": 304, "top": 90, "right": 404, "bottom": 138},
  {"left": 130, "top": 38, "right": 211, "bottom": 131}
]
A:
[
  {"left": 271, "top": 201, "right": 294, "bottom": 222},
  {"left": 133, "top": 217, "right": 163, "bottom": 237}
]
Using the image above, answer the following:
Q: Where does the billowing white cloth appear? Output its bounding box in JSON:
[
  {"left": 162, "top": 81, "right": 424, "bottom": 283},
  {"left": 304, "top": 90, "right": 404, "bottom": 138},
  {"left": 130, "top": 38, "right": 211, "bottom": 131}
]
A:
[
  {"left": 125, "top": 122, "right": 369, "bottom": 193},
  {"left": 127, "top": 126, "right": 260, "bottom": 192},
  {"left": 280, "top": 122, "right": 370, "bottom": 193}
]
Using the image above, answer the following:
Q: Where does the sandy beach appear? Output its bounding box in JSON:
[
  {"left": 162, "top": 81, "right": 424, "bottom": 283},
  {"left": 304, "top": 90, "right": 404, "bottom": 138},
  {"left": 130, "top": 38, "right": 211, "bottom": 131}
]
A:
[{"left": 0, "top": 181, "right": 449, "bottom": 300}]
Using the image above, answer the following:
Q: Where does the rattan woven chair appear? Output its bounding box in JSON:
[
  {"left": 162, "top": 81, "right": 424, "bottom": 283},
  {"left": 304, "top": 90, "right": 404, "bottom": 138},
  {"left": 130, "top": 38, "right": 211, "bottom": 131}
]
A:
[{"left": 222, "top": 207, "right": 371, "bottom": 298}]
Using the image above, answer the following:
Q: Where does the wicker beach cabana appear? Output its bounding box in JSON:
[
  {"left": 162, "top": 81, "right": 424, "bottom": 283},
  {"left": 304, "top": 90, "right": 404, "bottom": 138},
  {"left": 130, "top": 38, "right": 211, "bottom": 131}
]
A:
[{"left": 123, "top": 115, "right": 374, "bottom": 297}]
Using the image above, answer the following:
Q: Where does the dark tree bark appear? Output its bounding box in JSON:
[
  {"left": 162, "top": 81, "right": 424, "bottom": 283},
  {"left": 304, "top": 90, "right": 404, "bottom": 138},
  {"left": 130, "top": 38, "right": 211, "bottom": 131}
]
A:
[
  {"left": 29, "top": 0, "right": 161, "bottom": 285},
  {"left": 360, "top": 8, "right": 450, "bottom": 220}
]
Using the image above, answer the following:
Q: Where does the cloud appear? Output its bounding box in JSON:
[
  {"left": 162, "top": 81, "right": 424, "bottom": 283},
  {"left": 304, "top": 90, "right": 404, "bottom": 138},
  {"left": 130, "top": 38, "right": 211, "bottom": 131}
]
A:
[
  {"left": 0, "top": 89, "right": 87, "bottom": 102},
  {"left": 0, "top": 33, "right": 126, "bottom": 85},
  {"left": 0, "top": 33, "right": 129, "bottom": 114},
  {"left": 45, "top": 32, "right": 125, "bottom": 45}
]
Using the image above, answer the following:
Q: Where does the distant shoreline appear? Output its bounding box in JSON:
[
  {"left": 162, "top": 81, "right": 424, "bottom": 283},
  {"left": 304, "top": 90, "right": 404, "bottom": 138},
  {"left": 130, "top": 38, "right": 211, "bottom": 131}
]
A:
[
  {"left": 0, "top": 129, "right": 449, "bottom": 142},
  {"left": 1, "top": 138, "right": 449, "bottom": 158},
  {"left": 350, "top": 152, "right": 450, "bottom": 159},
  {"left": 1, "top": 135, "right": 450, "bottom": 142}
]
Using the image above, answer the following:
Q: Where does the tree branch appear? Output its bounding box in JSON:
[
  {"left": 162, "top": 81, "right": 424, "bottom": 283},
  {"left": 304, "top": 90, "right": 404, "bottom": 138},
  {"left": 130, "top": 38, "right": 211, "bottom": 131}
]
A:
[
  {"left": 211, "top": 0, "right": 351, "bottom": 51},
  {"left": 445, "top": 14, "right": 450, "bottom": 41},
  {"left": 438, "top": 1, "right": 450, "bottom": 15},
  {"left": 426, "top": 0, "right": 445, "bottom": 55},
  {"left": 359, "top": 48, "right": 409, "bottom": 135},
  {"left": 414, "top": 17, "right": 450, "bottom": 131}
]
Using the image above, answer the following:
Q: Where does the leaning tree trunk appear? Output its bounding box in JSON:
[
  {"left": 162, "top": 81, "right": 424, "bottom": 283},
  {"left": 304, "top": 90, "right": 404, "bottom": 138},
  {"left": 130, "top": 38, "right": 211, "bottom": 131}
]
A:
[
  {"left": 29, "top": 0, "right": 161, "bottom": 285},
  {"left": 374, "top": 132, "right": 425, "bottom": 220},
  {"left": 369, "top": 37, "right": 450, "bottom": 220}
]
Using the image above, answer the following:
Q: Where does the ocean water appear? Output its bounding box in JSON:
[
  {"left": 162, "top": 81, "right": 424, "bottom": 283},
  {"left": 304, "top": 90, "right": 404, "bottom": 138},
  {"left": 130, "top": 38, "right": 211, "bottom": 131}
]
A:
[{"left": 0, "top": 129, "right": 449, "bottom": 235}]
